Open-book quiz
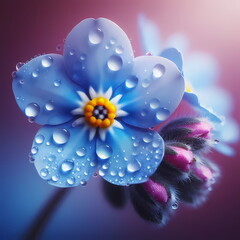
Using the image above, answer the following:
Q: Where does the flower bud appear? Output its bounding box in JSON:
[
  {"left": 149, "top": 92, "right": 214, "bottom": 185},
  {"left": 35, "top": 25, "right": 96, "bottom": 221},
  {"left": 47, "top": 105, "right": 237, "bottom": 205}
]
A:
[
  {"left": 164, "top": 145, "right": 194, "bottom": 172},
  {"left": 191, "top": 162, "right": 213, "bottom": 182},
  {"left": 142, "top": 179, "right": 169, "bottom": 205}
]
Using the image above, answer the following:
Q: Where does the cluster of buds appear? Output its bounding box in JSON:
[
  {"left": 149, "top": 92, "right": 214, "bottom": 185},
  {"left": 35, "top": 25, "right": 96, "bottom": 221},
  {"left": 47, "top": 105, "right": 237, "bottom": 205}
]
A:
[{"left": 102, "top": 118, "right": 220, "bottom": 225}]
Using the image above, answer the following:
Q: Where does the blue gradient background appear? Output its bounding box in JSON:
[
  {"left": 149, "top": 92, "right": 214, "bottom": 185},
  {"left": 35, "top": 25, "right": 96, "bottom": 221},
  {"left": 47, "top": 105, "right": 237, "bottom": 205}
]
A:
[{"left": 1, "top": 0, "right": 240, "bottom": 239}]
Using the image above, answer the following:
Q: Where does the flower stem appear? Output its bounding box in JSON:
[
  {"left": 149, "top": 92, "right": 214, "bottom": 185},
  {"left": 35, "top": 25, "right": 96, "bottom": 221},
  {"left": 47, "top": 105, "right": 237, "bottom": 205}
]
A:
[{"left": 24, "top": 188, "right": 71, "bottom": 240}]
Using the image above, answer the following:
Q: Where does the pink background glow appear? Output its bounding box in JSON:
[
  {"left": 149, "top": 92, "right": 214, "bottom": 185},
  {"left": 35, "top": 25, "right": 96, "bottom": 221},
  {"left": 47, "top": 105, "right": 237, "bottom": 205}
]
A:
[{"left": 1, "top": 0, "right": 240, "bottom": 239}]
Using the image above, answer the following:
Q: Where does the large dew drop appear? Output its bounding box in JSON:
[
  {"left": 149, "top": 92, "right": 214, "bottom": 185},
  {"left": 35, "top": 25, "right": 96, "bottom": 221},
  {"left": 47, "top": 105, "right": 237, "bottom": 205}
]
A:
[
  {"left": 156, "top": 108, "right": 170, "bottom": 121},
  {"left": 25, "top": 103, "right": 40, "bottom": 117},
  {"left": 61, "top": 160, "right": 74, "bottom": 173},
  {"left": 35, "top": 134, "right": 44, "bottom": 144},
  {"left": 40, "top": 168, "right": 49, "bottom": 177},
  {"left": 41, "top": 56, "right": 53, "bottom": 68},
  {"left": 127, "top": 160, "right": 141, "bottom": 173},
  {"left": 125, "top": 76, "right": 138, "bottom": 89},
  {"left": 45, "top": 101, "right": 54, "bottom": 111},
  {"left": 96, "top": 144, "right": 113, "bottom": 160},
  {"left": 153, "top": 64, "right": 165, "bottom": 78},
  {"left": 67, "top": 177, "right": 76, "bottom": 185},
  {"left": 89, "top": 28, "right": 104, "bottom": 45},
  {"left": 107, "top": 55, "right": 122, "bottom": 71},
  {"left": 53, "top": 128, "right": 70, "bottom": 144}
]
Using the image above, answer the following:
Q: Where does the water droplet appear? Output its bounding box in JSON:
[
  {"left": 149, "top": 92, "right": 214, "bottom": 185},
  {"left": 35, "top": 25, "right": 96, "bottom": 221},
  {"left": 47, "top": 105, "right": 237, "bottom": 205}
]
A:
[
  {"left": 98, "top": 169, "right": 105, "bottom": 176},
  {"left": 89, "top": 28, "right": 104, "bottom": 44},
  {"left": 69, "top": 50, "right": 75, "bottom": 56},
  {"left": 32, "top": 71, "right": 39, "bottom": 78},
  {"left": 76, "top": 147, "right": 86, "bottom": 157},
  {"left": 115, "top": 46, "right": 123, "bottom": 54},
  {"left": 56, "top": 44, "right": 62, "bottom": 51},
  {"left": 152, "top": 141, "right": 160, "bottom": 148},
  {"left": 28, "top": 153, "right": 35, "bottom": 163},
  {"left": 35, "top": 134, "right": 44, "bottom": 144},
  {"left": 61, "top": 160, "right": 74, "bottom": 172},
  {"left": 142, "top": 78, "right": 151, "bottom": 88},
  {"left": 172, "top": 202, "right": 178, "bottom": 210},
  {"left": 96, "top": 144, "right": 112, "bottom": 160},
  {"left": 52, "top": 175, "right": 59, "bottom": 182},
  {"left": 45, "top": 101, "right": 54, "bottom": 111},
  {"left": 48, "top": 155, "right": 56, "bottom": 162},
  {"left": 25, "top": 103, "right": 40, "bottom": 117},
  {"left": 107, "top": 55, "right": 122, "bottom": 71},
  {"left": 28, "top": 117, "right": 35, "bottom": 123},
  {"left": 110, "top": 170, "right": 116, "bottom": 176},
  {"left": 12, "top": 71, "right": 17, "bottom": 78},
  {"left": 153, "top": 64, "right": 165, "bottom": 78},
  {"left": 150, "top": 98, "right": 160, "bottom": 109},
  {"left": 53, "top": 128, "right": 70, "bottom": 144},
  {"left": 67, "top": 177, "right": 76, "bottom": 185},
  {"left": 146, "top": 52, "right": 152, "bottom": 56},
  {"left": 118, "top": 171, "right": 125, "bottom": 177},
  {"left": 16, "top": 62, "right": 24, "bottom": 70},
  {"left": 102, "top": 163, "right": 109, "bottom": 170},
  {"left": 156, "top": 108, "right": 170, "bottom": 121},
  {"left": 40, "top": 168, "right": 49, "bottom": 177},
  {"left": 125, "top": 76, "right": 138, "bottom": 88},
  {"left": 54, "top": 79, "right": 61, "bottom": 87},
  {"left": 41, "top": 56, "right": 53, "bottom": 67},
  {"left": 127, "top": 160, "right": 141, "bottom": 173},
  {"left": 80, "top": 54, "right": 86, "bottom": 61},
  {"left": 18, "top": 79, "right": 24, "bottom": 84},
  {"left": 141, "top": 109, "right": 147, "bottom": 117},
  {"left": 143, "top": 135, "right": 152, "bottom": 143},
  {"left": 57, "top": 147, "right": 63, "bottom": 153},
  {"left": 80, "top": 180, "right": 87, "bottom": 186},
  {"left": 90, "top": 162, "right": 96, "bottom": 167},
  {"left": 110, "top": 38, "right": 116, "bottom": 45}
]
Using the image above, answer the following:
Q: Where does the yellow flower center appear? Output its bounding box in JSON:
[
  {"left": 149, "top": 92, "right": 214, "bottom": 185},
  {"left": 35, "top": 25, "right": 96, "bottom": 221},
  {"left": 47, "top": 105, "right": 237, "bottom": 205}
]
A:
[{"left": 84, "top": 97, "right": 116, "bottom": 128}]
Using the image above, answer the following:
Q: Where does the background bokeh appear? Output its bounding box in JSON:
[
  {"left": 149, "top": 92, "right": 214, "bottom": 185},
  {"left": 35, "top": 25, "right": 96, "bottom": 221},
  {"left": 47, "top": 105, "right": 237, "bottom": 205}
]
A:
[{"left": 1, "top": 0, "right": 240, "bottom": 239}]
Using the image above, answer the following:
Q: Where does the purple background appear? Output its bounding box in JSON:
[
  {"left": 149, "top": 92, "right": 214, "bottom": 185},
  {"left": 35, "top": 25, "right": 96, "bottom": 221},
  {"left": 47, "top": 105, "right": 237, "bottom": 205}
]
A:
[{"left": 1, "top": 0, "right": 240, "bottom": 239}]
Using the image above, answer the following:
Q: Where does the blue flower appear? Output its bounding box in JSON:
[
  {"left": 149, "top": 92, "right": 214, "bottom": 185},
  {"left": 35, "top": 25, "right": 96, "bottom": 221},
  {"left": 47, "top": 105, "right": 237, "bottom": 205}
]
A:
[
  {"left": 12, "top": 18, "right": 185, "bottom": 187},
  {"left": 138, "top": 14, "right": 239, "bottom": 156}
]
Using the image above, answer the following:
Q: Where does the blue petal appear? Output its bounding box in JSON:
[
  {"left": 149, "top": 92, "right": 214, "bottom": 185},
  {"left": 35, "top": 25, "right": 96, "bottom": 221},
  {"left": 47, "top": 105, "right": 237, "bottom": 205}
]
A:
[
  {"left": 196, "top": 87, "right": 233, "bottom": 116},
  {"left": 12, "top": 54, "right": 82, "bottom": 125},
  {"left": 138, "top": 14, "right": 161, "bottom": 55},
  {"left": 31, "top": 121, "right": 97, "bottom": 187},
  {"left": 64, "top": 18, "right": 134, "bottom": 92},
  {"left": 160, "top": 48, "right": 183, "bottom": 73},
  {"left": 165, "top": 33, "right": 189, "bottom": 54},
  {"left": 184, "top": 52, "right": 218, "bottom": 90},
  {"left": 214, "top": 142, "right": 235, "bottom": 156},
  {"left": 183, "top": 92, "right": 222, "bottom": 123},
  {"left": 96, "top": 121, "right": 164, "bottom": 186},
  {"left": 114, "top": 56, "right": 184, "bottom": 128}
]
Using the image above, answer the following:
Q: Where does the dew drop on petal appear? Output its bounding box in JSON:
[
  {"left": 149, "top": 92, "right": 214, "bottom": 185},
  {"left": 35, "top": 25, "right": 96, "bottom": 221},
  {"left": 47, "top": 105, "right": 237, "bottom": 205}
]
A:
[
  {"left": 143, "top": 135, "right": 152, "bottom": 143},
  {"left": 156, "top": 108, "right": 170, "bottom": 121},
  {"left": 54, "top": 79, "right": 61, "bottom": 87},
  {"left": 172, "top": 202, "right": 178, "bottom": 210},
  {"left": 32, "top": 71, "right": 39, "bottom": 78},
  {"left": 25, "top": 103, "right": 40, "bottom": 117},
  {"left": 41, "top": 56, "right": 53, "bottom": 68},
  {"left": 127, "top": 160, "right": 141, "bottom": 173},
  {"left": 107, "top": 55, "right": 122, "bottom": 71},
  {"left": 67, "top": 176, "right": 76, "bottom": 185},
  {"left": 152, "top": 140, "right": 160, "bottom": 148},
  {"left": 76, "top": 147, "right": 86, "bottom": 157},
  {"left": 125, "top": 76, "right": 138, "bottom": 89},
  {"left": 89, "top": 28, "right": 104, "bottom": 45},
  {"left": 12, "top": 71, "right": 17, "bottom": 78},
  {"left": 96, "top": 144, "right": 112, "bottom": 160},
  {"left": 142, "top": 78, "right": 151, "bottom": 88},
  {"left": 40, "top": 168, "right": 49, "bottom": 177},
  {"left": 18, "top": 79, "right": 24, "bottom": 85},
  {"left": 53, "top": 129, "right": 70, "bottom": 144},
  {"left": 150, "top": 98, "right": 160, "bottom": 109},
  {"left": 153, "top": 64, "right": 165, "bottom": 78},
  {"left": 61, "top": 160, "right": 74, "bottom": 173},
  {"left": 52, "top": 175, "right": 59, "bottom": 182},
  {"left": 80, "top": 180, "right": 87, "bottom": 186},
  {"left": 35, "top": 134, "right": 44, "bottom": 144},
  {"left": 16, "top": 62, "right": 24, "bottom": 71},
  {"left": 45, "top": 101, "right": 54, "bottom": 111},
  {"left": 115, "top": 46, "right": 123, "bottom": 54},
  {"left": 31, "top": 147, "right": 38, "bottom": 155}
]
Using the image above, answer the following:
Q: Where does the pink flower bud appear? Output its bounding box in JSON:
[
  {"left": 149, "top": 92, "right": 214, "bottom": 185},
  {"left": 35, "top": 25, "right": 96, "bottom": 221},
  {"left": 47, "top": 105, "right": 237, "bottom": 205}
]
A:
[
  {"left": 192, "top": 163, "right": 213, "bottom": 181},
  {"left": 142, "top": 179, "right": 169, "bottom": 205},
  {"left": 183, "top": 120, "right": 213, "bottom": 139},
  {"left": 164, "top": 146, "right": 194, "bottom": 172}
]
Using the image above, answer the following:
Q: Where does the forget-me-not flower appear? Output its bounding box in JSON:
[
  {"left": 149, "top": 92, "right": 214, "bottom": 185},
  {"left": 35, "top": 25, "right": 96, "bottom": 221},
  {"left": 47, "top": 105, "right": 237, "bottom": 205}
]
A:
[{"left": 12, "top": 18, "right": 185, "bottom": 187}]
